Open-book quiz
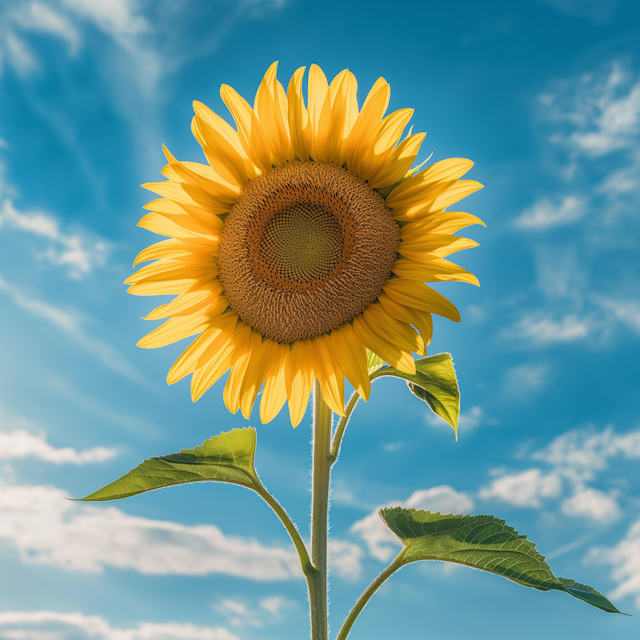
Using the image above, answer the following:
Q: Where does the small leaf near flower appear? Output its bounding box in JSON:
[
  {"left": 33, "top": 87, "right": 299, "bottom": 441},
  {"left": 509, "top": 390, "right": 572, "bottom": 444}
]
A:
[
  {"left": 371, "top": 353, "right": 459, "bottom": 436},
  {"left": 379, "top": 507, "right": 623, "bottom": 615}
]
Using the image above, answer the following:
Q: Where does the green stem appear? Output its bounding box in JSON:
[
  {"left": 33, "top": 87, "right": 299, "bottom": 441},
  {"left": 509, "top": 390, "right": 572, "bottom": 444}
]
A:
[
  {"left": 328, "top": 391, "right": 360, "bottom": 467},
  {"left": 309, "top": 380, "right": 332, "bottom": 640},
  {"left": 335, "top": 551, "right": 406, "bottom": 640},
  {"left": 254, "top": 483, "right": 315, "bottom": 578}
]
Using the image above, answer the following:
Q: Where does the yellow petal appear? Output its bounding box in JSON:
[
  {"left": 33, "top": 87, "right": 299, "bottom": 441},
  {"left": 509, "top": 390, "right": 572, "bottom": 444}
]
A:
[
  {"left": 307, "top": 64, "right": 328, "bottom": 139},
  {"left": 352, "top": 315, "right": 416, "bottom": 375},
  {"left": 260, "top": 342, "right": 290, "bottom": 424},
  {"left": 142, "top": 198, "right": 226, "bottom": 230},
  {"left": 224, "top": 331, "right": 261, "bottom": 414},
  {"left": 143, "top": 288, "right": 223, "bottom": 320},
  {"left": 392, "top": 257, "right": 480, "bottom": 286},
  {"left": 398, "top": 234, "right": 479, "bottom": 261},
  {"left": 191, "top": 321, "right": 252, "bottom": 402},
  {"left": 315, "top": 69, "right": 358, "bottom": 165},
  {"left": 137, "top": 212, "right": 221, "bottom": 242},
  {"left": 378, "top": 293, "right": 433, "bottom": 348},
  {"left": 133, "top": 238, "right": 216, "bottom": 266},
  {"left": 220, "top": 84, "right": 272, "bottom": 174},
  {"left": 192, "top": 100, "right": 247, "bottom": 155},
  {"left": 124, "top": 257, "right": 217, "bottom": 286},
  {"left": 358, "top": 108, "right": 413, "bottom": 182},
  {"left": 363, "top": 304, "right": 425, "bottom": 355},
  {"left": 382, "top": 280, "right": 460, "bottom": 322},
  {"left": 347, "top": 78, "right": 390, "bottom": 177},
  {"left": 254, "top": 61, "right": 293, "bottom": 166},
  {"left": 167, "top": 312, "right": 238, "bottom": 384},
  {"left": 313, "top": 334, "right": 345, "bottom": 416},
  {"left": 141, "top": 180, "right": 226, "bottom": 214},
  {"left": 329, "top": 323, "right": 370, "bottom": 401},
  {"left": 239, "top": 336, "right": 281, "bottom": 419},
  {"left": 191, "top": 115, "right": 251, "bottom": 187},
  {"left": 162, "top": 145, "right": 241, "bottom": 200},
  {"left": 369, "top": 132, "right": 426, "bottom": 188},
  {"left": 287, "top": 66, "right": 311, "bottom": 161},
  {"left": 137, "top": 299, "right": 227, "bottom": 349},
  {"left": 401, "top": 211, "right": 486, "bottom": 236},
  {"left": 284, "top": 339, "right": 314, "bottom": 428},
  {"left": 385, "top": 158, "right": 475, "bottom": 209}
]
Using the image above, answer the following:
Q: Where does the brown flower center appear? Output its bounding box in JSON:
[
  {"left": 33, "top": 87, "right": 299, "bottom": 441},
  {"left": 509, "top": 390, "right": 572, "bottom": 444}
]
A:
[{"left": 217, "top": 161, "right": 399, "bottom": 343}]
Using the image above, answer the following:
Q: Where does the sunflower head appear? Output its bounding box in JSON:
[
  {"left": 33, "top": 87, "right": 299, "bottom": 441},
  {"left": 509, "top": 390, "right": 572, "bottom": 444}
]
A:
[{"left": 126, "top": 62, "right": 484, "bottom": 427}]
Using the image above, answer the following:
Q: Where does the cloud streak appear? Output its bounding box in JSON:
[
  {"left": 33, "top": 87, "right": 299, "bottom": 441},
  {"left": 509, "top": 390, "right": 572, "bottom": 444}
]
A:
[
  {"left": 0, "top": 274, "right": 141, "bottom": 382},
  {"left": 0, "top": 200, "right": 109, "bottom": 279},
  {"left": 0, "top": 483, "right": 302, "bottom": 580},
  {"left": 0, "top": 429, "right": 116, "bottom": 464},
  {"left": 0, "top": 610, "right": 238, "bottom": 640}
]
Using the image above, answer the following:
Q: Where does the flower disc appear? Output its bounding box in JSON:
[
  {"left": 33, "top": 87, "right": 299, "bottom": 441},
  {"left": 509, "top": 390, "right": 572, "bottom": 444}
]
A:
[{"left": 217, "top": 162, "right": 400, "bottom": 343}]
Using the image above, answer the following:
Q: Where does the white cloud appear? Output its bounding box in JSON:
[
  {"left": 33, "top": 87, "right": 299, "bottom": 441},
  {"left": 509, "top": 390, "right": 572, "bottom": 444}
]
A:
[
  {"left": 0, "top": 610, "right": 238, "bottom": 640},
  {"left": 479, "top": 469, "right": 562, "bottom": 508},
  {"left": 532, "top": 424, "right": 640, "bottom": 482},
  {"left": 503, "top": 363, "right": 547, "bottom": 396},
  {"left": 588, "top": 515, "right": 640, "bottom": 607},
  {"left": 426, "top": 405, "right": 486, "bottom": 433},
  {"left": 481, "top": 425, "right": 640, "bottom": 522},
  {"left": 561, "top": 486, "right": 621, "bottom": 522},
  {"left": 507, "top": 314, "right": 591, "bottom": 343},
  {"left": 594, "top": 296, "right": 640, "bottom": 335},
  {"left": 0, "top": 483, "right": 301, "bottom": 580},
  {"left": 516, "top": 196, "right": 587, "bottom": 229},
  {"left": 60, "top": 0, "right": 148, "bottom": 40},
  {"left": 351, "top": 486, "right": 474, "bottom": 562},
  {"left": 0, "top": 430, "right": 116, "bottom": 464},
  {"left": 212, "top": 595, "right": 295, "bottom": 628},
  {"left": 0, "top": 275, "right": 140, "bottom": 382},
  {"left": 0, "top": 200, "right": 109, "bottom": 278},
  {"left": 4, "top": 30, "right": 38, "bottom": 75},
  {"left": 329, "top": 539, "right": 364, "bottom": 581},
  {"left": 12, "top": 2, "right": 80, "bottom": 53},
  {"left": 544, "top": 63, "right": 640, "bottom": 157}
]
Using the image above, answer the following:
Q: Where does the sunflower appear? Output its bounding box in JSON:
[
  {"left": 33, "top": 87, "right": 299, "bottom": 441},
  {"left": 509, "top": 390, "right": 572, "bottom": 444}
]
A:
[{"left": 126, "top": 62, "right": 484, "bottom": 427}]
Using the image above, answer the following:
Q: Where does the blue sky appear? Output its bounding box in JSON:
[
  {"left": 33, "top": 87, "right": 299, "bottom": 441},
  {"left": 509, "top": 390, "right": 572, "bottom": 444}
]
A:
[{"left": 0, "top": 0, "right": 639, "bottom": 638}]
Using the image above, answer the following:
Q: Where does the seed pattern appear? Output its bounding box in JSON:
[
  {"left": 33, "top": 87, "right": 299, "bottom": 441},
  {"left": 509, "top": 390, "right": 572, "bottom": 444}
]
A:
[{"left": 217, "top": 161, "right": 400, "bottom": 343}]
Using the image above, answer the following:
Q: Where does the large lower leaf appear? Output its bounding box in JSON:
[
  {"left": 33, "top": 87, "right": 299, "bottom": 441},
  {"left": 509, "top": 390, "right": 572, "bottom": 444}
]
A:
[
  {"left": 371, "top": 353, "right": 459, "bottom": 435},
  {"left": 80, "top": 428, "right": 258, "bottom": 501},
  {"left": 379, "top": 507, "right": 622, "bottom": 614}
]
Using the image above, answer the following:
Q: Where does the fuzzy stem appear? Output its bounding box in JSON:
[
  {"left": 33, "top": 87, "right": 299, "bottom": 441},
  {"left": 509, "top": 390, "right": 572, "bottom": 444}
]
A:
[{"left": 308, "top": 380, "right": 333, "bottom": 640}]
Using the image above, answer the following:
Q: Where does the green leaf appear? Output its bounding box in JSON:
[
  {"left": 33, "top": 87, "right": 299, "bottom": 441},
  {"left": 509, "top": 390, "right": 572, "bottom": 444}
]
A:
[
  {"left": 371, "top": 353, "right": 459, "bottom": 435},
  {"left": 379, "top": 507, "right": 623, "bottom": 614},
  {"left": 366, "top": 350, "right": 385, "bottom": 375},
  {"left": 80, "top": 428, "right": 258, "bottom": 501}
]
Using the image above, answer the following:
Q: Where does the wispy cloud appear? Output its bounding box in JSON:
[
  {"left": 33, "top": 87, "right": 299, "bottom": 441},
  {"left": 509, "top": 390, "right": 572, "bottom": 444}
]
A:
[
  {"left": 11, "top": 2, "right": 80, "bottom": 54},
  {"left": 0, "top": 200, "right": 109, "bottom": 278},
  {"left": 502, "top": 363, "right": 547, "bottom": 396},
  {"left": 506, "top": 313, "right": 592, "bottom": 343},
  {"left": 588, "top": 516, "right": 640, "bottom": 607},
  {"left": 479, "top": 468, "right": 562, "bottom": 508},
  {"left": 211, "top": 595, "right": 296, "bottom": 628},
  {"left": 0, "top": 610, "right": 238, "bottom": 640},
  {"left": 425, "top": 405, "right": 489, "bottom": 433},
  {"left": 0, "top": 429, "right": 116, "bottom": 464},
  {"left": 480, "top": 424, "right": 639, "bottom": 523},
  {"left": 515, "top": 195, "right": 587, "bottom": 229},
  {"left": 351, "top": 486, "right": 474, "bottom": 562},
  {"left": 0, "top": 482, "right": 302, "bottom": 580},
  {"left": 0, "top": 274, "right": 141, "bottom": 382}
]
